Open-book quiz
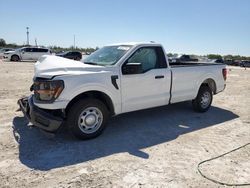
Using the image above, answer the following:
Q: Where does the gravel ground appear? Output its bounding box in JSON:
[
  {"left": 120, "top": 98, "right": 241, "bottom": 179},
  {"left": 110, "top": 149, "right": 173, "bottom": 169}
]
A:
[{"left": 0, "top": 61, "right": 249, "bottom": 188}]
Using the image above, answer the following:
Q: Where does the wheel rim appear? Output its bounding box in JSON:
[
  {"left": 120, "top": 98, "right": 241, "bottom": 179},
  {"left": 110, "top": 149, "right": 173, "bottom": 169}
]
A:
[
  {"left": 12, "top": 56, "right": 17, "bottom": 61},
  {"left": 78, "top": 107, "right": 103, "bottom": 134},
  {"left": 200, "top": 91, "right": 211, "bottom": 109},
  {"left": 14, "top": 56, "right": 19, "bottom": 61}
]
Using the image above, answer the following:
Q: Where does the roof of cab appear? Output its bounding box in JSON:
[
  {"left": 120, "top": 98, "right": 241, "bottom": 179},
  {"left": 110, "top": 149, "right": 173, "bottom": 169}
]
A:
[{"left": 105, "top": 41, "right": 161, "bottom": 47}]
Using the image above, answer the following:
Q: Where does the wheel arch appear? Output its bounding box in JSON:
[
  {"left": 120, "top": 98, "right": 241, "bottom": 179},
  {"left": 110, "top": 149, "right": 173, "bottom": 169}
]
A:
[
  {"left": 11, "top": 54, "right": 20, "bottom": 61},
  {"left": 199, "top": 78, "right": 217, "bottom": 94},
  {"left": 65, "top": 90, "right": 115, "bottom": 116}
]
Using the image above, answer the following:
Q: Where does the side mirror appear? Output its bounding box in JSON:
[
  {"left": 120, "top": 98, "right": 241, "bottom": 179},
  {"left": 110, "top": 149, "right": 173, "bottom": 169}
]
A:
[{"left": 122, "top": 62, "right": 142, "bottom": 75}]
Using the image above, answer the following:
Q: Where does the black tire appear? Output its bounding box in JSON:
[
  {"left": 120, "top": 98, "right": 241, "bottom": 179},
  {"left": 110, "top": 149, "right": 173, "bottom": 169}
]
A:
[
  {"left": 192, "top": 86, "right": 213, "bottom": 113},
  {"left": 66, "top": 98, "right": 109, "bottom": 140},
  {"left": 75, "top": 56, "right": 81, "bottom": 61},
  {"left": 11, "top": 55, "right": 20, "bottom": 62}
]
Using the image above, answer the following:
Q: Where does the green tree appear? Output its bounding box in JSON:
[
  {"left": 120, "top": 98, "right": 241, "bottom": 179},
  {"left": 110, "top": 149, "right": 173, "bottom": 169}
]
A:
[
  {"left": 0, "top": 38, "right": 6, "bottom": 47},
  {"left": 232, "top": 55, "right": 241, "bottom": 60},
  {"left": 207, "top": 54, "right": 222, "bottom": 60},
  {"left": 223, "top": 55, "right": 233, "bottom": 60},
  {"left": 167, "top": 53, "right": 173, "bottom": 57}
]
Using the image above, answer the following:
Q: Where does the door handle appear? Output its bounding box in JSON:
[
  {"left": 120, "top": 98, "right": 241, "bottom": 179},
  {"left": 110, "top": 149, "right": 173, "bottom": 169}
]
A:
[{"left": 155, "top": 75, "right": 164, "bottom": 79}]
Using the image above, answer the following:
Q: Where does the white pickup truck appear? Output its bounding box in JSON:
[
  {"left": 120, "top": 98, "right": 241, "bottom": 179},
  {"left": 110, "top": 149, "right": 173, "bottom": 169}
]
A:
[{"left": 18, "top": 42, "right": 227, "bottom": 140}]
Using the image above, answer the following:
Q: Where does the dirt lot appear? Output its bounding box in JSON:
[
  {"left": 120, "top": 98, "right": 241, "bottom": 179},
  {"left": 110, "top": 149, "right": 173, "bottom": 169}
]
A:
[{"left": 0, "top": 61, "right": 249, "bottom": 188}]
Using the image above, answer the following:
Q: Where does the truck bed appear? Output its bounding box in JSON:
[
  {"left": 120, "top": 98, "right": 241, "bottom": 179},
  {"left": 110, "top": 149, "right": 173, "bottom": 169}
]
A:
[
  {"left": 170, "top": 62, "right": 223, "bottom": 68},
  {"left": 169, "top": 62, "right": 226, "bottom": 104}
]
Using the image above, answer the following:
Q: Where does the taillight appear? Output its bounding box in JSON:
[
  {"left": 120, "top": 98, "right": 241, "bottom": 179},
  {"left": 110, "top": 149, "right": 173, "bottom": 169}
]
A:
[{"left": 222, "top": 68, "right": 227, "bottom": 81}]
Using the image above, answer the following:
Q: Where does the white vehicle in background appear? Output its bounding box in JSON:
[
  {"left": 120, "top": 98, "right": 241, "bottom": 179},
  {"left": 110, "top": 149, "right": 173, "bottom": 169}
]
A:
[
  {"left": 0, "top": 48, "right": 15, "bottom": 58},
  {"left": 6, "top": 47, "right": 52, "bottom": 61},
  {"left": 18, "top": 42, "right": 227, "bottom": 140}
]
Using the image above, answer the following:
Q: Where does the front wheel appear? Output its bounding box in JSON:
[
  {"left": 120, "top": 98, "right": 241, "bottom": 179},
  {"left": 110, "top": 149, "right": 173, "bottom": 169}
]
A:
[
  {"left": 192, "top": 86, "right": 213, "bottom": 113},
  {"left": 11, "top": 55, "right": 20, "bottom": 62},
  {"left": 66, "top": 98, "right": 109, "bottom": 140}
]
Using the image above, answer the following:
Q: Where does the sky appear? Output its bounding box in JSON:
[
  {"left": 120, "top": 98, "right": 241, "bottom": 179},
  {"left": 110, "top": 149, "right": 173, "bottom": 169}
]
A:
[{"left": 0, "top": 0, "right": 250, "bottom": 56}]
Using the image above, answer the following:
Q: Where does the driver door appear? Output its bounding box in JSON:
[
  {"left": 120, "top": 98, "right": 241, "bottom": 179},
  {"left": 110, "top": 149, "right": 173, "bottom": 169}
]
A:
[
  {"left": 120, "top": 47, "right": 171, "bottom": 113},
  {"left": 21, "top": 48, "right": 32, "bottom": 60}
]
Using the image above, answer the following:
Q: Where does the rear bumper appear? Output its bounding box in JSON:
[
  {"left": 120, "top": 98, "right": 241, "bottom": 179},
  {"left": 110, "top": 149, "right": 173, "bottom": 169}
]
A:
[{"left": 18, "top": 96, "right": 63, "bottom": 132}]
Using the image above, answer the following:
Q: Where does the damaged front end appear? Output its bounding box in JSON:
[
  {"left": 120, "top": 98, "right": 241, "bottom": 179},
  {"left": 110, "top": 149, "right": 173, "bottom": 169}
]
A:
[{"left": 18, "top": 78, "right": 65, "bottom": 132}]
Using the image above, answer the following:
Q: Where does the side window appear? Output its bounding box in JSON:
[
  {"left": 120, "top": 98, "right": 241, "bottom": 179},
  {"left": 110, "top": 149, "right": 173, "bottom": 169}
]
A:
[
  {"left": 33, "top": 48, "right": 39, "bottom": 52},
  {"left": 123, "top": 47, "right": 167, "bottom": 74},
  {"left": 25, "top": 48, "right": 32, "bottom": 52},
  {"left": 127, "top": 48, "right": 157, "bottom": 72},
  {"left": 30, "top": 48, "right": 35, "bottom": 52},
  {"left": 38, "top": 48, "right": 48, "bottom": 52},
  {"left": 42, "top": 48, "right": 48, "bottom": 52},
  {"left": 34, "top": 48, "right": 48, "bottom": 52}
]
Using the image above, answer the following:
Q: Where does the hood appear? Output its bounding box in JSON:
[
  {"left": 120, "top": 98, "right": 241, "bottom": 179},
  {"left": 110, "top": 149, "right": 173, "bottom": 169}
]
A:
[
  {"left": 4, "top": 50, "right": 15, "bottom": 54},
  {"left": 5, "top": 50, "right": 16, "bottom": 55},
  {"left": 34, "top": 55, "right": 107, "bottom": 78}
]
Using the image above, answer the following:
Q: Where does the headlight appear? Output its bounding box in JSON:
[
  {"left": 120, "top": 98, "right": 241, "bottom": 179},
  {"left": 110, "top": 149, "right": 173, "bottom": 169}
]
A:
[{"left": 33, "top": 80, "right": 64, "bottom": 102}]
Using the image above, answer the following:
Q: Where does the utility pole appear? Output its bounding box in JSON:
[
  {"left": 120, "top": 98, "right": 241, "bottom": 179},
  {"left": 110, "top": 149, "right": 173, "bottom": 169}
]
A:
[
  {"left": 74, "top": 34, "right": 75, "bottom": 49},
  {"left": 26, "top": 27, "right": 29, "bottom": 46},
  {"left": 35, "top": 38, "right": 37, "bottom": 46}
]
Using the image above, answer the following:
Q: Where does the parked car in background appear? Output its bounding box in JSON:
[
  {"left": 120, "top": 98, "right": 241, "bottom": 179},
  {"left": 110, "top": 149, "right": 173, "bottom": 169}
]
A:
[
  {"left": 233, "top": 60, "right": 242, "bottom": 66},
  {"left": 6, "top": 47, "right": 52, "bottom": 61},
  {"left": 0, "top": 48, "right": 15, "bottom": 58},
  {"left": 171, "top": 54, "right": 199, "bottom": 64},
  {"left": 224, "top": 59, "right": 235, "bottom": 66},
  {"left": 213, "top": 59, "right": 224, "bottom": 64},
  {"left": 241, "top": 60, "right": 250, "bottom": 67},
  {"left": 224, "top": 59, "right": 242, "bottom": 66},
  {"left": 56, "top": 51, "right": 82, "bottom": 61}
]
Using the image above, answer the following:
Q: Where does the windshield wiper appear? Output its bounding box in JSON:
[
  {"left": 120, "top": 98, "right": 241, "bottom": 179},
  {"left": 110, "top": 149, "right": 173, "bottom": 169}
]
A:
[
  {"left": 84, "top": 62, "right": 106, "bottom": 66},
  {"left": 84, "top": 62, "right": 99, "bottom": 65}
]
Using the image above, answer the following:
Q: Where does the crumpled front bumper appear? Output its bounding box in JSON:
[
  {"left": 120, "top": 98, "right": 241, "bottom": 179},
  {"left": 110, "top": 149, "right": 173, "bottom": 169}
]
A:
[{"left": 18, "top": 95, "right": 63, "bottom": 132}]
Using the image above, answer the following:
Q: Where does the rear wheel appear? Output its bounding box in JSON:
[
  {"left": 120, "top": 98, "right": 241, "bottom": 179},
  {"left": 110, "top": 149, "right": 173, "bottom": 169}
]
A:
[
  {"left": 192, "top": 86, "right": 213, "bottom": 112},
  {"left": 11, "top": 55, "right": 20, "bottom": 62},
  {"left": 66, "top": 98, "right": 109, "bottom": 140},
  {"left": 75, "top": 56, "right": 81, "bottom": 61}
]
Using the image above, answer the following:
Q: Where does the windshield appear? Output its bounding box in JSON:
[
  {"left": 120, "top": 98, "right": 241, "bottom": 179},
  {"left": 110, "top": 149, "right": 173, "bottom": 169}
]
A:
[
  {"left": 84, "top": 45, "right": 132, "bottom": 66},
  {"left": 14, "top": 48, "right": 22, "bottom": 52}
]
